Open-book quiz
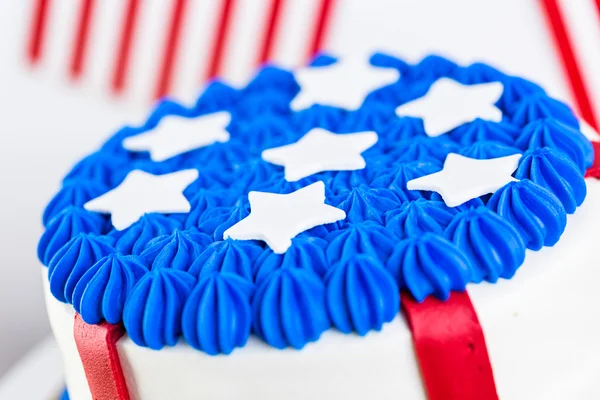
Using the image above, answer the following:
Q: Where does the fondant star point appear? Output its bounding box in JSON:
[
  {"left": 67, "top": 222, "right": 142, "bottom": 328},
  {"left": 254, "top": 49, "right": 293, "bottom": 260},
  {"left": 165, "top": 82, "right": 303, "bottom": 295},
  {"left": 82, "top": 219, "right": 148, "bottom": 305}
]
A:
[
  {"left": 84, "top": 169, "right": 198, "bottom": 230},
  {"left": 122, "top": 111, "right": 231, "bottom": 161},
  {"left": 291, "top": 57, "right": 400, "bottom": 111},
  {"left": 396, "top": 78, "right": 504, "bottom": 137},
  {"left": 407, "top": 153, "right": 522, "bottom": 207},
  {"left": 223, "top": 181, "right": 346, "bottom": 253},
  {"left": 261, "top": 128, "right": 378, "bottom": 181}
]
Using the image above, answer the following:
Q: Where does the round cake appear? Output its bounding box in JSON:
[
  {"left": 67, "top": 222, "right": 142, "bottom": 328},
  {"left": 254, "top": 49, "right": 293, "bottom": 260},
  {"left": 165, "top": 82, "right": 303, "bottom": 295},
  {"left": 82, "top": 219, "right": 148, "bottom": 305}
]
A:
[{"left": 39, "top": 53, "right": 600, "bottom": 400}]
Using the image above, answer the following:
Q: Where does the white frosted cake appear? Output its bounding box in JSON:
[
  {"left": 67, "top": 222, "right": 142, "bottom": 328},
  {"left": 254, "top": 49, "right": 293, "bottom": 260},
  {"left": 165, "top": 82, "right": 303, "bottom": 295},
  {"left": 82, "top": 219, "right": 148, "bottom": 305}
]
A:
[{"left": 39, "top": 53, "right": 600, "bottom": 400}]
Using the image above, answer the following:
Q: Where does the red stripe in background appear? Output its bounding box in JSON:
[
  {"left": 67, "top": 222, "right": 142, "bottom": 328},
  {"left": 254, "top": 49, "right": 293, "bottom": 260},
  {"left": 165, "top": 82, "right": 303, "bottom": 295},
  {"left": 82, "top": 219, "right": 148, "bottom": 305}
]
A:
[
  {"left": 69, "top": 0, "right": 96, "bottom": 79},
  {"left": 205, "top": 0, "right": 236, "bottom": 80},
  {"left": 595, "top": 0, "right": 600, "bottom": 23},
  {"left": 73, "top": 314, "right": 130, "bottom": 400},
  {"left": 111, "top": 0, "right": 141, "bottom": 94},
  {"left": 306, "top": 0, "right": 336, "bottom": 62},
  {"left": 27, "top": 0, "right": 51, "bottom": 64},
  {"left": 154, "top": 0, "right": 189, "bottom": 99},
  {"left": 401, "top": 291, "right": 499, "bottom": 400},
  {"left": 539, "top": 0, "right": 599, "bottom": 130},
  {"left": 257, "top": 0, "right": 284, "bottom": 65}
]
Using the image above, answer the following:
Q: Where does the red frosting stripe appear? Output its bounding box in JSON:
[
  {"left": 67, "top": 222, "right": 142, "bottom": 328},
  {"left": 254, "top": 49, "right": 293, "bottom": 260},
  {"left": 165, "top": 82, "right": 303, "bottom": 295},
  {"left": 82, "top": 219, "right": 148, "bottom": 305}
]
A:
[
  {"left": 585, "top": 142, "right": 600, "bottom": 179},
  {"left": 73, "top": 314, "right": 130, "bottom": 400},
  {"left": 401, "top": 291, "right": 499, "bottom": 400}
]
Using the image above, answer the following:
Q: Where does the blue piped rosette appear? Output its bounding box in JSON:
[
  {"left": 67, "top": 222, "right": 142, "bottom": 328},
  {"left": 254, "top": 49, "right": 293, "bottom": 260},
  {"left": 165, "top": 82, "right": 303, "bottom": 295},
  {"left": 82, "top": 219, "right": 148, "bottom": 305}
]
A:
[{"left": 39, "top": 52, "right": 593, "bottom": 355}]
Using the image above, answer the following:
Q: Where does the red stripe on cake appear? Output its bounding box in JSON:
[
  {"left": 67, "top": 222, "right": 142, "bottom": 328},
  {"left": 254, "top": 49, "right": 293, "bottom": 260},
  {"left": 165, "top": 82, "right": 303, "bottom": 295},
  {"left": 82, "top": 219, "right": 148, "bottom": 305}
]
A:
[
  {"left": 154, "top": 0, "right": 189, "bottom": 99},
  {"left": 585, "top": 142, "right": 600, "bottom": 178},
  {"left": 539, "top": 0, "right": 599, "bottom": 130},
  {"left": 27, "top": 0, "right": 52, "bottom": 64},
  {"left": 73, "top": 314, "right": 130, "bottom": 400},
  {"left": 257, "top": 0, "right": 284, "bottom": 65},
  {"left": 69, "top": 0, "right": 96, "bottom": 80},
  {"left": 205, "top": 0, "right": 236, "bottom": 80},
  {"left": 307, "top": 0, "right": 336, "bottom": 61},
  {"left": 111, "top": 0, "right": 141, "bottom": 94},
  {"left": 401, "top": 291, "right": 499, "bottom": 400}
]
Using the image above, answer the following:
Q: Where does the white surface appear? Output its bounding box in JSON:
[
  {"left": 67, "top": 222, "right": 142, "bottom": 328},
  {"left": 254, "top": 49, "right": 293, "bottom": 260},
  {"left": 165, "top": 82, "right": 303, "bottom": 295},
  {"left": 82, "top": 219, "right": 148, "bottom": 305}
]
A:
[
  {"left": 262, "top": 128, "right": 378, "bottom": 182},
  {"left": 224, "top": 182, "right": 346, "bottom": 253},
  {"left": 122, "top": 112, "right": 231, "bottom": 162},
  {"left": 45, "top": 181, "right": 600, "bottom": 400},
  {"left": 407, "top": 153, "right": 522, "bottom": 207},
  {"left": 291, "top": 57, "right": 399, "bottom": 110},
  {"left": 396, "top": 79, "right": 504, "bottom": 137},
  {"left": 84, "top": 169, "right": 198, "bottom": 230}
]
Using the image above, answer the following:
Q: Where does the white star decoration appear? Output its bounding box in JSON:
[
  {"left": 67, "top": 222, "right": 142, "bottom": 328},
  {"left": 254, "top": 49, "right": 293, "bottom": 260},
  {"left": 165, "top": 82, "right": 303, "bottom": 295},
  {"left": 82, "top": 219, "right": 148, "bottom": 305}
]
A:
[
  {"left": 223, "top": 182, "right": 346, "bottom": 253},
  {"left": 395, "top": 78, "right": 504, "bottom": 137},
  {"left": 291, "top": 57, "right": 400, "bottom": 111},
  {"left": 84, "top": 169, "right": 198, "bottom": 230},
  {"left": 407, "top": 153, "right": 522, "bottom": 207},
  {"left": 122, "top": 111, "right": 231, "bottom": 162},
  {"left": 262, "top": 128, "right": 378, "bottom": 182}
]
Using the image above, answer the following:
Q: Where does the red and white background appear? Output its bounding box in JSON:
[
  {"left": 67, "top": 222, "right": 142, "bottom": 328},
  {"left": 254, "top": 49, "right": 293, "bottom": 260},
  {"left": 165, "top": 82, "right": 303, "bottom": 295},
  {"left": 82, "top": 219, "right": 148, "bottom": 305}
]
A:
[{"left": 0, "top": 0, "right": 599, "bottom": 398}]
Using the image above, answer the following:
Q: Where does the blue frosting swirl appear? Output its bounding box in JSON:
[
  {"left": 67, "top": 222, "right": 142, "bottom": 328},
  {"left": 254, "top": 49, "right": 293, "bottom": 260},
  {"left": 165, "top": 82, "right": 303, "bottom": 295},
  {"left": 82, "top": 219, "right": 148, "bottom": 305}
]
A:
[
  {"left": 38, "top": 207, "right": 108, "bottom": 266},
  {"left": 252, "top": 267, "right": 329, "bottom": 349},
  {"left": 406, "top": 55, "right": 460, "bottom": 82},
  {"left": 43, "top": 180, "right": 108, "bottom": 226},
  {"left": 109, "top": 213, "right": 182, "bottom": 255},
  {"left": 386, "top": 234, "right": 472, "bottom": 302},
  {"left": 510, "top": 93, "right": 579, "bottom": 128},
  {"left": 140, "top": 229, "right": 213, "bottom": 271},
  {"left": 457, "top": 141, "right": 521, "bottom": 160},
  {"left": 293, "top": 105, "right": 347, "bottom": 133},
  {"left": 184, "top": 188, "right": 228, "bottom": 229},
  {"left": 64, "top": 151, "right": 130, "bottom": 188},
  {"left": 194, "top": 141, "right": 249, "bottom": 173},
  {"left": 384, "top": 198, "right": 456, "bottom": 238},
  {"left": 47, "top": 233, "right": 115, "bottom": 303},
  {"left": 487, "top": 180, "right": 567, "bottom": 250},
  {"left": 456, "top": 63, "right": 505, "bottom": 85},
  {"left": 330, "top": 185, "right": 400, "bottom": 224},
  {"left": 515, "top": 118, "right": 593, "bottom": 174},
  {"left": 327, "top": 169, "right": 373, "bottom": 195},
  {"left": 182, "top": 273, "right": 255, "bottom": 355},
  {"left": 378, "top": 117, "right": 427, "bottom": 145},
  {"left": 326, "top": 222, "right": 396, "bottom": 265},
  {"left": 232, "top": 115, "right": 296, "bottom": 154},
  {"left": 337, "top": 103, "right": 395, "bottom": 133},
  {"left": 445, "top": 207, "right": 526, "bottom": 283},
  {"left": 326, "top": 255, "right": 399, "bottom": 335},
  {"left": 72, "top": 254, "right": 148, "bottom": 324},
  {"left": 514, "top": 147, "right": 586, "bottom": 213},
  {"left": 383, "top": 136, "right": 458, "bottom": 165},
  {"left": 253, "top": 236, "right": 329, "bottom": 283},
  {"left": 194, "top": 81, "right": 240, "bottom": 113},
  {"left": 371, "top": 161, "right": 441, "bottom": 201},
  {"left": 448, "top": 119, "right": 519, "bottom": 145},
  {"left": 369, "top": 52, "right": 410, "bottom": 75},
  {"left": 188, "top": 239, "right": 263, "bottom": 281},
  {"left": 496, "top": 76, "right": 544, "bottom": 114},
  {"left": 123, "top": 268, "right": 196, "bottom": 349},
  {"left": 229, "top": 158, "right": 283, "bottom": 194},
  {"left": 196, "top": 200, "right": 251, "bottom": 241}
]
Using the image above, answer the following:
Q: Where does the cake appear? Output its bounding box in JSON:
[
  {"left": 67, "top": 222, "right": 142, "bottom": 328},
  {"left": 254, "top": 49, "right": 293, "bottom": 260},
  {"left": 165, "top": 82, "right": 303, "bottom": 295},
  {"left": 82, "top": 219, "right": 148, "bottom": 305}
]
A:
[{"left": 39, "top": 53, "right": 600, "bottom": 400}]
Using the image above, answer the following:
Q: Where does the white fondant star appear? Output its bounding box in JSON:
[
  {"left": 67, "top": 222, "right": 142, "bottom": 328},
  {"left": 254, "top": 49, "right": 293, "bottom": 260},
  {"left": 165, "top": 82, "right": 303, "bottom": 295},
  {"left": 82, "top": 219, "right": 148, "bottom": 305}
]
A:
[
  {"left": 84, "top": 169, "right": 198, "bottom": 230},
  {"left": 223, "top": 182, "right": 346, "bottom": 253},
  {"left": 122, "top": 112, "right": 231, "bottom": 162},
  {"left": 291, "top": 57, "right": 400, "bottom": 111},
  {"left": 406, "top": 153, "right": 522, "bottom": 207},
  {"left": 395, "top": 78, "right": 504, "bottom": 137},
  {"left": 261, "top": 128, "right": 378, "bottom": 182}
]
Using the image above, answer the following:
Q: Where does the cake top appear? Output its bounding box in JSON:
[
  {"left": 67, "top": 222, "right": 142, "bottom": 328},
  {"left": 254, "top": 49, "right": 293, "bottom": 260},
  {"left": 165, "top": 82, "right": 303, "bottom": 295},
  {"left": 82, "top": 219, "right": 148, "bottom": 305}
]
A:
[{"left": 39, "top": 53, "right": 593, "bottom": 355}]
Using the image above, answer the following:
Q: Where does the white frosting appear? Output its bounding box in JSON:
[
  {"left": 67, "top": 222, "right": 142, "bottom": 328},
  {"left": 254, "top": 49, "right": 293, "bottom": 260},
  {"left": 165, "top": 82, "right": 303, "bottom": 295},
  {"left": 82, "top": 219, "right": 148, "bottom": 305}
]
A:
[{"left": 45, "top": 180, "right": 600, "bottom": 400}]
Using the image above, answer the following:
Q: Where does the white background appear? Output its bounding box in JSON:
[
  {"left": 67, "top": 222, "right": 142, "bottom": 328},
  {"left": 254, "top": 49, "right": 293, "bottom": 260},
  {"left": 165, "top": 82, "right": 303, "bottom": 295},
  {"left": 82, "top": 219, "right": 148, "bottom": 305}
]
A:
[{"left": 0, "top": 0, "right": 597, "bottom": 381}]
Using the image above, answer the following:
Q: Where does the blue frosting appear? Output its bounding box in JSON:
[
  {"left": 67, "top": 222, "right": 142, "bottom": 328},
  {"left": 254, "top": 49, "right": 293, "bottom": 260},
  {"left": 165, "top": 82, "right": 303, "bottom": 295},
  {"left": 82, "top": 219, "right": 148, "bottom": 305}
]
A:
[
  {"left": 43, "top": 180, "right": 108, "bottom": 226},
  {"left": 184, "top": 188, "right": 228, "bottom": 229},
  {"left": 487, "top": 180, "right": 567, "bottom": 250},
  {"left": 456, "top": 63, "right": 505, "bottom": 85},
  {"left": 445, "top": 207, "right": 526, "bottom": 283},
  {"left": 72, "top": 254, "right": 148, "bottom": 324},
  {"left": 496, "top": 76, "right": 544, "bottom": 114},
  {"left": 327, "top": 169, "right": 373, "bottom": 195},
  {"left": 64, "top": 151, "right": 131, "bottom": 188},
  {"left": 458, "top": 141, "right": 521, "bottom": 160},
  {"left": 326, "top": 255, "right": 399, "bottom": 335},
  {"left": 510, "top": 92, "right": 579, "bottom": 128},
  {"left": 448, "top": 119, "right": 519, "bottom": 145},
  {"left": 385, "top": 198, "right": 457, "bottom": 238},
  {"left": 330, "top": 185, "right": 400, "bottom": 224},
  {"left": 386, "top": 234, "right": 472, "bottom": 302},
  {"left": 196, "top": 200, "right": 250, "bottom": 241},
  {"left": 378, "top": 117, "right": 427, "bottom": 145},
  {"left": 182, "top": 273, "right": 255, "bottom": 355},
  {"left": 326, "top": 222, "right": 396, "bottom": 265},
  {"left": 123, "top": 268, "right": 196, "bottom": 349},
  {"left": 253, "top": 236, "right": 329, "bottom": 283},
  {"left": 231, "top": 116, "right": 296, "bottom": 154},
  {"left": 47, "top": 233, "right": 115, "bottom": 303},
  {"left": 252, "top": 267, "right": 330, "bottom": 349},
  {"left": 383, "top": 136, "right": 458, "bottom": 165},
  {"left": 188, "top": 239, "right": 263, "bottom": 281},
  {"left": 195, "top": 81, "right": 240, "bottom": 113},
  {"left": 38, "top": 207, "right": 108, "bottom": 266},
  {"left": 140, "top": 229, "right": 213, "bottom": 272},
  {"left": 371, "top": 161, "right": 441, "bottom": 201},
  {"left": 110, "top": 213, "right": 182, "bottom": 255},
  {"left": 515, "top": 118, "right": 594, "bottom": 174},
  {"left": 514, "top": 147, "right": 586, "bottom": 213},
  {"left": 293, "top": 105, "right": 347, "bottom": 133}
]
